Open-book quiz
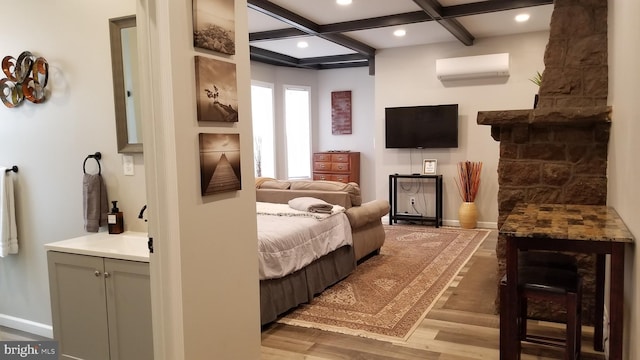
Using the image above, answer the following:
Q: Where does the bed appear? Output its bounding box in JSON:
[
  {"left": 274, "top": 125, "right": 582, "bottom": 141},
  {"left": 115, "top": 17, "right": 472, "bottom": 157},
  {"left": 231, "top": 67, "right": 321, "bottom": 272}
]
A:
[{"left": 257, "top": 201, "right": 357, "bottom": 325}]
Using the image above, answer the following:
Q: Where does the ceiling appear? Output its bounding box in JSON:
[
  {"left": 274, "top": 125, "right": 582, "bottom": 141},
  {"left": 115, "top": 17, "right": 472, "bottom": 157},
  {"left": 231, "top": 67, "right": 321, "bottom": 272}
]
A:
[{"left": 247, "top": 0, "right": 554, "bottom": 74}]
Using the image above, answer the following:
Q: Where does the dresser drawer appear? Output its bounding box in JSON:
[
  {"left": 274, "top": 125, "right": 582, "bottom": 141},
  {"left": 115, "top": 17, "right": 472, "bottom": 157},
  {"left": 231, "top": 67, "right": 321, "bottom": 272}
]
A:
[
  {"left": 313, "top": 153, "right": 332, "bottom": 162},
  {"left": 312, "top": 173, "right": 351, "bottom": 183},
  {"left": 313, "top": 161, "right": 332, "bottom": 171},
  {"left": 330, "top": 174, "right": 351, "bottom": 183},
  {"left": 331, "top": 162, "right": 350, "bottom": 172},
  {"left": 331, "top": 153, "right": 351, "bottom": 163}
]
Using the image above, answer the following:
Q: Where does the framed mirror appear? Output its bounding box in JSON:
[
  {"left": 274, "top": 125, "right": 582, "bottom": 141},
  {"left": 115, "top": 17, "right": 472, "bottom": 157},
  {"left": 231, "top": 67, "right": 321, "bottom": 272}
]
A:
[{"left": 109, "top": 15, "right": 143, "bottom": 153}]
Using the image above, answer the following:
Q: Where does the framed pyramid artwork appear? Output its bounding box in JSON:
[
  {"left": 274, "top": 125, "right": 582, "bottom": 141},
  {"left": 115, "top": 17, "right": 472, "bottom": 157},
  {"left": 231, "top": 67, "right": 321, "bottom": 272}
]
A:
[{"left": 199, "top": 133, "right": 242, "bottom": 196}]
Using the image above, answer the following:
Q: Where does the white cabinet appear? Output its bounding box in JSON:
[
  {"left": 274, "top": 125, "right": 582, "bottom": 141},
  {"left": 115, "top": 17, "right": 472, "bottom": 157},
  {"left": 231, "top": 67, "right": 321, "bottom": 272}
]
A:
[{"left": 47, "top": 251, "right": 153, "bottom": 360}]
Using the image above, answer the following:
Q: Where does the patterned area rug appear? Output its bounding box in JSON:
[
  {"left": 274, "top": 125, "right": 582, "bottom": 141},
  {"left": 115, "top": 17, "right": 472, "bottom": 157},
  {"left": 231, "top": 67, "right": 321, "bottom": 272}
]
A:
[{"left": 277, "top": 224, "right": 490, "bottom": 341}]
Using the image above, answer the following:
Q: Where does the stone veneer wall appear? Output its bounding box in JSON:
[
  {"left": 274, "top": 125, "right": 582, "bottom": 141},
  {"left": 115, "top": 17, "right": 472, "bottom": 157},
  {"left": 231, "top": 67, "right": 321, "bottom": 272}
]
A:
[{"left": 477, "top": 0, "right": 610, "bottom": 325}]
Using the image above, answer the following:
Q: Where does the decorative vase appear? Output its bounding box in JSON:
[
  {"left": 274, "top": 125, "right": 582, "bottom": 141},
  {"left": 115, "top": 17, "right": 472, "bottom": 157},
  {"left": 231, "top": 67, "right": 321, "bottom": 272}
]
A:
[{"left": 458, "top": 201, "right": 478, "bottom": 229}]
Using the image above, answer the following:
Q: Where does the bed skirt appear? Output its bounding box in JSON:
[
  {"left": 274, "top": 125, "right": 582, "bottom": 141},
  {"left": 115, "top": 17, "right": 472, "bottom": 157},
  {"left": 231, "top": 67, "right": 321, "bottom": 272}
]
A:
[{"left": 260, "top": 245, "right": 356, "bottom": 325}]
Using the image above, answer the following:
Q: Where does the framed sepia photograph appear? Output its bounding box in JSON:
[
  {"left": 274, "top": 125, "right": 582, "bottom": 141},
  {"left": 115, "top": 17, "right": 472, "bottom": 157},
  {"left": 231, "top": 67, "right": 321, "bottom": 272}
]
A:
[
  {"left": 199, "top": 133, "right": 242, "bottom": 196},
  {"left": 192, "top": 0, "right": 235, "bottom": 55},
  {"left": 195, "top": 56, "right": 238, "bottom": 122},
  {"left": 423, "top": 159, "right": 437, "bottom": 175}
]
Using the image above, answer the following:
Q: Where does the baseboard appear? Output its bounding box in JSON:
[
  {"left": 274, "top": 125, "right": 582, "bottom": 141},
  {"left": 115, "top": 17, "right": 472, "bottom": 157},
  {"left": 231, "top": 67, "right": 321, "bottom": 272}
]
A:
[
  {"left": 382, "top": 215, "right": 497, "bottom": 230},
  {"left": 0, "top": 314, "right": 53, "bottom": 339}
]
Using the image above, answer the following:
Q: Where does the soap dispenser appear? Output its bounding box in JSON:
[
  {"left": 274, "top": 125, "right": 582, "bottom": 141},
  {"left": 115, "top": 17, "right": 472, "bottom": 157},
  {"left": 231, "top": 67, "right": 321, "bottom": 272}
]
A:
[{"left": 108, "top": 201, "right": 124, "bottom": 234}]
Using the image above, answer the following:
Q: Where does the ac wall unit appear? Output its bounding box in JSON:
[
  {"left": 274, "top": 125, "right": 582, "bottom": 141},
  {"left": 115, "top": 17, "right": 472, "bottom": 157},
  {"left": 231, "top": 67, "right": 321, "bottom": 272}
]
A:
[{"left": 436, "top": 53, "right": 510, "bottom": 81}]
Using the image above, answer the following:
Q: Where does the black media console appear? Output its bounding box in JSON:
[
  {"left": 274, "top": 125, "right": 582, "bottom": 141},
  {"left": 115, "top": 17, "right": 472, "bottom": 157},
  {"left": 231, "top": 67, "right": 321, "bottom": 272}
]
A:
[{"left": 388, "top": 174, "right": 443, "bottom": 227}]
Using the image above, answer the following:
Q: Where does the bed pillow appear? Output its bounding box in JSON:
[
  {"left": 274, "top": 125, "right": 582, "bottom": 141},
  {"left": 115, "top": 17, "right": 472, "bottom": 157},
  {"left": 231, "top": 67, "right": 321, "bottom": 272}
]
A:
[{"left": 289, "top": 180, "right": 362, "bottom": 206}]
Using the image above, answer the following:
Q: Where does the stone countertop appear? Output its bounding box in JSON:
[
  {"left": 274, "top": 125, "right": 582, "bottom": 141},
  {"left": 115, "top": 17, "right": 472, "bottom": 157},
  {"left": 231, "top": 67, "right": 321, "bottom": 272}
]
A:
[
  {"left": 44, "top": 231, "right": 149, "bottom": 262},
  {"left": 500, "top": 203, "right": 634, "bottom": 243}
]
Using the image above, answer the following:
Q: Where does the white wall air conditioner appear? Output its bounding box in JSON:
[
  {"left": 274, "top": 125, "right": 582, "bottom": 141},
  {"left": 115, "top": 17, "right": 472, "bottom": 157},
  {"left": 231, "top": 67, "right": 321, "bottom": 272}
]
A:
[{"left": 436, "top": 53, "right": 510, "bottom": 81}]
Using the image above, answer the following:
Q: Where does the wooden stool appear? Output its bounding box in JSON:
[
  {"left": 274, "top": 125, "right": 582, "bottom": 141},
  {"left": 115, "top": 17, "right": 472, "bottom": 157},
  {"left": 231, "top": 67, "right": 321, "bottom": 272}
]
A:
[{"left": 500, "top": 252, "right": 583, "bottom": 360}]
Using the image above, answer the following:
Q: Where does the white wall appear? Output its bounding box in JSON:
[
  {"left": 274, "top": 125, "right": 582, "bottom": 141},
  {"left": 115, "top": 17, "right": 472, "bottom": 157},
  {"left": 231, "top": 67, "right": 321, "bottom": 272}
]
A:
[
  {"left": 607, "top": 1, "right": 640, "bottom": 358},
  {"left": 374, "top": 31, "right": 550, "bottom": 227},
  {"left": 139, "top": 0, "right": 261, "bottom": 358},
  {"left": 0, "top": 0, "right": 146, "bottom": 336},
  {"left": 317, "top": 67, "right": 376, "bottom": 201}
]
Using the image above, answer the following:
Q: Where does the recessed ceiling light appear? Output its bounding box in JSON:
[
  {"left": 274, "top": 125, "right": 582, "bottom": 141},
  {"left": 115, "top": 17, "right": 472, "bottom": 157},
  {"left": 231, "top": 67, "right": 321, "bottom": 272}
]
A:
[
  {"left": 336, "top": 0, "right": 352, "bottom": 5},
  {"left": 515, "top": 13, "right": 530, "bottom": 22},
  {"left": 297, "top": 41, "right": 309, "bottom": 49},
  {"left": 393, "top": 29, "right": 406, "bottom": 37}
]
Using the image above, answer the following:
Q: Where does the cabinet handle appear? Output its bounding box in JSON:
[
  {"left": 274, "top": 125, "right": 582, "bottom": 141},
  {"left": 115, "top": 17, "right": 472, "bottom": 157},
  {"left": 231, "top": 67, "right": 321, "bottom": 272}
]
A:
[
  {"left": 94, "top": 270, "right": 101, "bottom": 277},
  {"left": 103, "top": 272, "right": 111, "bottom": 278}
]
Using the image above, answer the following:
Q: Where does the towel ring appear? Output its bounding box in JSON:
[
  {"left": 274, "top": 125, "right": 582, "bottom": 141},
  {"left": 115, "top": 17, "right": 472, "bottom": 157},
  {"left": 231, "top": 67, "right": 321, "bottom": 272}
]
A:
[{"left": 83, "top": 152, "right": 102, "bottom": 175}]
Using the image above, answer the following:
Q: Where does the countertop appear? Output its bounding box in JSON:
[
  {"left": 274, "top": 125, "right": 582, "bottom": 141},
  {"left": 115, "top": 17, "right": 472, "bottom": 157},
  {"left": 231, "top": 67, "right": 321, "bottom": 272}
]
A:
[{"left": 44, "top": 231, "right": 149, "bottom": 262}]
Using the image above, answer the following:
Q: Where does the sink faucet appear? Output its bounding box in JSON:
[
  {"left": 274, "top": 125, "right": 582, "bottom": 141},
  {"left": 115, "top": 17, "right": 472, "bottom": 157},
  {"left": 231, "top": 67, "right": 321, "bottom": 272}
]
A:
[{"left": 138, "top": 205, "right": 147, "bottom": 221}]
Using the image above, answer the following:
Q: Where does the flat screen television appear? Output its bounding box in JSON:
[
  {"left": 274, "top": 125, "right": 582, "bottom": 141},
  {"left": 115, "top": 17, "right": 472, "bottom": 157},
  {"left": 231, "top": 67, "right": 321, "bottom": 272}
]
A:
[{"left": 385, "top": 104, "right": 458, "bottom": 148}]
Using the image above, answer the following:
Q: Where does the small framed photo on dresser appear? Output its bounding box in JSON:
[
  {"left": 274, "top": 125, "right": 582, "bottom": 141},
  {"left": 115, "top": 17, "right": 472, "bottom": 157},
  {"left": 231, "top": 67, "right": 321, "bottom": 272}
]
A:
[{"left": 423, "top": 159, "right": 437, "bottom": 175}]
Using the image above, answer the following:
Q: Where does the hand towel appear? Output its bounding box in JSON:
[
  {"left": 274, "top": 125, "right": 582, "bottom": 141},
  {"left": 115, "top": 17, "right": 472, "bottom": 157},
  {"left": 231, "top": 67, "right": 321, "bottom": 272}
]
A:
[
  {"left": 0, "top": 167, "right": 18, "bottom": 257},
  {"left": 288, "top": 197, "right": 335, "bottom": 214},
  {"left": 83, "top": 173, "right": 108, "bottom": 232}
]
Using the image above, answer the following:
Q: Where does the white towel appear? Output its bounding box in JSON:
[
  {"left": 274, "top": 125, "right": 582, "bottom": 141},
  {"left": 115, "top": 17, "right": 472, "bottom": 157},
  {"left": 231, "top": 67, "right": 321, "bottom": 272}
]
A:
[
  {"left": 0, "top": 167, "right": 18, "bottom": 257},
  {"left": 288, "top": 197, "right": 335, "bottom": 214}
]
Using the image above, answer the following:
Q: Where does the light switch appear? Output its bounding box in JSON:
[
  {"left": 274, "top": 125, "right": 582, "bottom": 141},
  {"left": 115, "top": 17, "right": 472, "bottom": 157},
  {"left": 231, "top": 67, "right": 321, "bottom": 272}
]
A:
[{"left": 122, "top": 155, "right": 134, "bottom": 176}]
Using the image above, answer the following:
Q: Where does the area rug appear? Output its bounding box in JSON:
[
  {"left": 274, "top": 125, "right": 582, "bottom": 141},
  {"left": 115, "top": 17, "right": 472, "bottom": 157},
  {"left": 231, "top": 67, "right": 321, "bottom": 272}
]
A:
[{"left": 277, "top": 224, "right": 490, "bottom": 341}]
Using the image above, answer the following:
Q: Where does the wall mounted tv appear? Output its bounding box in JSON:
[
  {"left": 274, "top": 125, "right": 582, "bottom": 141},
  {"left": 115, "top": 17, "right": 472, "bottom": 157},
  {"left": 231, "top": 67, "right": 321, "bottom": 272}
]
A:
[{"left": 385, "top": 104, "right": 458, "bottom": 149}]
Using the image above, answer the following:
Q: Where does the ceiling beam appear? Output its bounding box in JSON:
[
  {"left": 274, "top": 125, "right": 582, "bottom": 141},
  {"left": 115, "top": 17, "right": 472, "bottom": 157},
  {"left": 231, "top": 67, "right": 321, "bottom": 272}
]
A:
[
  {"left": 247, "top": 0, "right": 553, "bottom": 71},
  {"left": 442, "top": 0, "right": 554, "bottom": 18},
  {"left": 412, "top": 0, "right": 474, "bottom": 46},
  {"left": 321, "top": 11, "right": 432, "bottom": 34},
  {"left": 250, "top": 28, "right": 306, "bottom": 42},
  {"left": 249, "top": 46, "right": 317, "bottom": 69},
  {"left": 249, "top": 47, "right": 370, "bottom": 70},
  {"left": 298, "top": 54, "right": 369, "bottom": 66},
  {"left": 248, "top": 0, "right": 375, "bottom": 56},
  {"left": 249, "top": 0, "right": 552, "bottom": 42}
]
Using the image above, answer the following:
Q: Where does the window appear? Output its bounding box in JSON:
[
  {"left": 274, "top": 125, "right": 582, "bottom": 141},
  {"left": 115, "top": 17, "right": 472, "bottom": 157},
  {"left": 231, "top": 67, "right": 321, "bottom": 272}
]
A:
[
  {"left": 284, "top": 86, "right": 311, "bottom": 179},
  {"left": 251, "top": 82, "right": 275, "bottom": 178}
]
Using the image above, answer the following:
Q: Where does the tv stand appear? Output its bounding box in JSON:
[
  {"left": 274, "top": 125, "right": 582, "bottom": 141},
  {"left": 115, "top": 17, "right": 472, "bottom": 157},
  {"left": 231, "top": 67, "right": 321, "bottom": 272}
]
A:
[{"left": 388, "top": 174, "right": 443, "bottom": 227}]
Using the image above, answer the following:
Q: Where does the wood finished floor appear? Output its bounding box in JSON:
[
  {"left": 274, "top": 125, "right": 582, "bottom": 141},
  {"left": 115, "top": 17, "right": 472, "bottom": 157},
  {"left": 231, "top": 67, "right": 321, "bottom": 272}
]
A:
[
  {"left": 1, "top": 230, "right": 606, "bottom": 359},
  {"left": 260, "top": 230, "right": 606, "bottom": 360}
]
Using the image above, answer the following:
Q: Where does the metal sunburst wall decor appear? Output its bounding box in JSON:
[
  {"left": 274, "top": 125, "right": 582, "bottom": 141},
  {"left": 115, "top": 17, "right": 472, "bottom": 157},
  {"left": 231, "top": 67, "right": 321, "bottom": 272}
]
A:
[{"left": 1, "top": 51, "right": 49, "bottom": 108}]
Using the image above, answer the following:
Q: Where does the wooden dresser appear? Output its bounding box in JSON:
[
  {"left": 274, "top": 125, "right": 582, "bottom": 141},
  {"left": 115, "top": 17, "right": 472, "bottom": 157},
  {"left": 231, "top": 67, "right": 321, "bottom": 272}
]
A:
[{"left": 312, "top": 151, "right": 360, "bottom": 184}]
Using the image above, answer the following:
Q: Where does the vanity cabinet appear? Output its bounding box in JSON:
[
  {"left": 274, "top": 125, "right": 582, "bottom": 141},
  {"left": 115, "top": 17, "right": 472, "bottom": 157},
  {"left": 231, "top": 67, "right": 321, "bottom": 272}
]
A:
[{"left": 47, "top": 251, "right": 153, "bottom": 360}]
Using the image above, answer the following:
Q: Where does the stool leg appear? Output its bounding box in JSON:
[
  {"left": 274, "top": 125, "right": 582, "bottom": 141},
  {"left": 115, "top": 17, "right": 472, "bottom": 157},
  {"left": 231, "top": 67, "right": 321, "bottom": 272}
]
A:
[
  {"left": 519, "top": 297, "right": 528, "bottom": 341},
  {"left": 566, "top": 293, "right": 578, "bottom": 360},
  {"left": 500, "top": 282, "right": 508, "bottom": 359},
  {"left": 577, "top": 282, "right": 583, "bottom": 359}
]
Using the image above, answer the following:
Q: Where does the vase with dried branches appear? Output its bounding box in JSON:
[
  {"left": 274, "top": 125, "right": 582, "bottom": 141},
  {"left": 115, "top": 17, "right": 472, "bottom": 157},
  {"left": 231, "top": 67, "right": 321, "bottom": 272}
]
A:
[{"left": 455, "top": 161, "right": 483, "bottom": 229}]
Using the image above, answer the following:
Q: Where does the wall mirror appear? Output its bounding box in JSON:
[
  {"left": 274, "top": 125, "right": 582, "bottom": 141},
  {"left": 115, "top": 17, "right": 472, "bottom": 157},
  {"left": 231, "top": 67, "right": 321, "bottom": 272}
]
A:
[{"left": 109, "top": 15, "right": 143, "bottom": 153}]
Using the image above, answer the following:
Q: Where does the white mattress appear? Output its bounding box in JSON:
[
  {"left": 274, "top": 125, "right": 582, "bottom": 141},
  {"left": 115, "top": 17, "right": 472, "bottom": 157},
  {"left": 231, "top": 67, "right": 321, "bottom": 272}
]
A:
[{"left": 256, "top": 202, "right": 352, "bottom": 280}]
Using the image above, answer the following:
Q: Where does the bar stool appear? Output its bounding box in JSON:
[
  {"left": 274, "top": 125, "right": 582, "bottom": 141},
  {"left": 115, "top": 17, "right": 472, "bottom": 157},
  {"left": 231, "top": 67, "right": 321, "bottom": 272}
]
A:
[{"left": 500, "top": 251, "right": 583, "bottom": 360}]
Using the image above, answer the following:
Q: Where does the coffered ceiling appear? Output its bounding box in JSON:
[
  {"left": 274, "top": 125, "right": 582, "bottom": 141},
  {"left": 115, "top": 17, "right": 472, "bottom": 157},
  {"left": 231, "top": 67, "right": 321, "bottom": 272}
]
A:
[{"left": 247, "top": 0, "right": 554, "bottom": 74}]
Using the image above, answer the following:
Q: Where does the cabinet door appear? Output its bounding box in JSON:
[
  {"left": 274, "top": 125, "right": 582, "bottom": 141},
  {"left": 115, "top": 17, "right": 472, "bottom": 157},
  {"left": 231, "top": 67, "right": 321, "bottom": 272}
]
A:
[
  {"left": 104, "top": 259, "right": 153, "bottom": 360},
  {"left": 47, "top": 251, "right": 110, "bottom": 360}
]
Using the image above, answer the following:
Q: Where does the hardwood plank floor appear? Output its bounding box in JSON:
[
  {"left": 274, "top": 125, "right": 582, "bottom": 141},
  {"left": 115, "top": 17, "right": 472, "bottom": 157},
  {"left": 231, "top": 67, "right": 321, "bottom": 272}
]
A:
[
  {"left": 261, "top": 230, "right": 607, "bottom": 360},
  {"left": 1, "top": 230, "right": 607, "bottom": 359}
]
